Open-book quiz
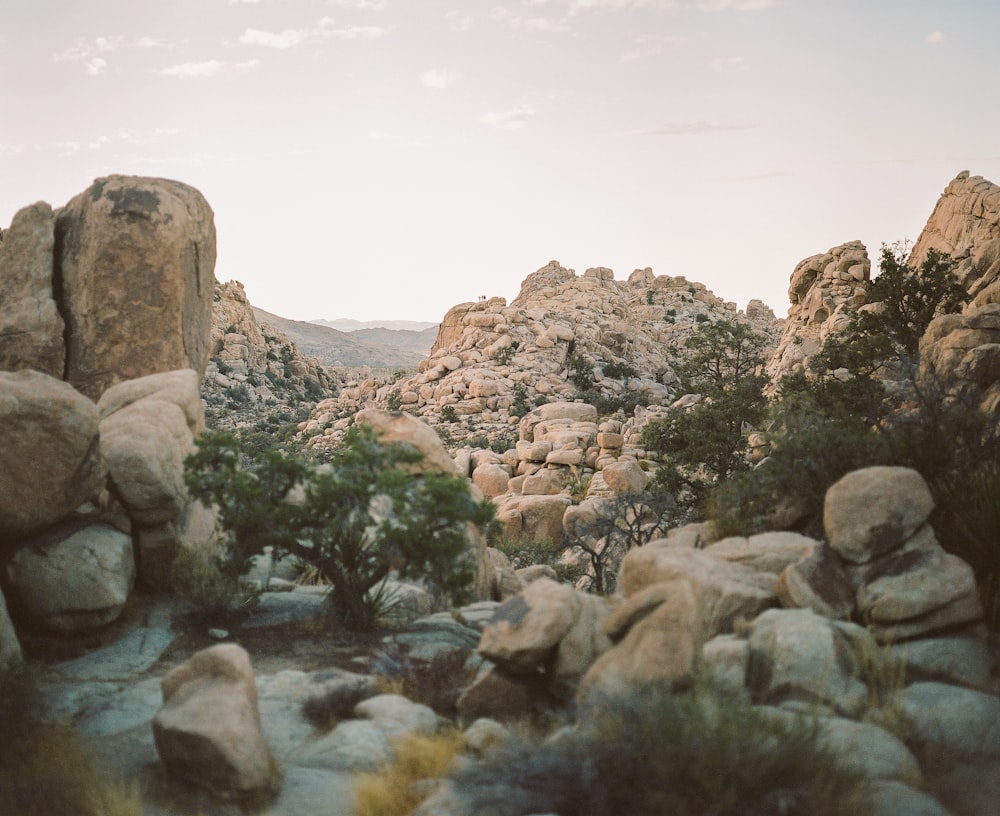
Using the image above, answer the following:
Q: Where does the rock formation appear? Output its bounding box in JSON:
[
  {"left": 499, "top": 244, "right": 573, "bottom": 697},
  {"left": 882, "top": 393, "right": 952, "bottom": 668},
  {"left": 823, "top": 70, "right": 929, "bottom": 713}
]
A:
[
  {"left": 57, "top": 175, "right": 216, "bottom": 400},
  {"left": 0, "top": 176, "right": 218, "bottom": 639},
  {"left": 766, "top": 240, "right": 871, "bottom": 380}
]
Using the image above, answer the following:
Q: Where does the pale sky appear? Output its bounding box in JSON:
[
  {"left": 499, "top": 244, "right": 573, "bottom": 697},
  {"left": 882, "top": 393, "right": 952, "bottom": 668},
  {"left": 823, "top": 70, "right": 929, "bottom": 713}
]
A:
[{"left": 2, "top": 1, "right": 999, "bottom": 322}]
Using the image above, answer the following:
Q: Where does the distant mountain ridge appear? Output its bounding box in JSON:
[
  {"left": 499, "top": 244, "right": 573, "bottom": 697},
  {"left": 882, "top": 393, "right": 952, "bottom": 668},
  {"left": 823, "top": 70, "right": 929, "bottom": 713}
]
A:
[
  {"left": 252, "top": 307, "right": 427, "bottom": 369},
  {"left": 312, "top": 318, "right": 438, "bottom": 332}
]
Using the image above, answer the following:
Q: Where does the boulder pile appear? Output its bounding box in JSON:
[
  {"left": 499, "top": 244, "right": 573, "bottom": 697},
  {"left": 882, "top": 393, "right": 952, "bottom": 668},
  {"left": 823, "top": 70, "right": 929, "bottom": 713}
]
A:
[{"left": 0, "top": 176, "right": 218, "bottom": 639}]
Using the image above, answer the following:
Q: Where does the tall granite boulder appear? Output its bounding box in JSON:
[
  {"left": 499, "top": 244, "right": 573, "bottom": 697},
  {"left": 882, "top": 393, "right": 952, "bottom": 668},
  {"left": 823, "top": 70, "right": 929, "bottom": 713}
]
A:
[
  {"left": 0, "top": 370, "right": 106, "bottom": 541},
  {"left": 56, "top": 175, "right": 216, "bottom": 400},
  {"left": 0, "top": 201, "right": 64, "bottom": 377}
]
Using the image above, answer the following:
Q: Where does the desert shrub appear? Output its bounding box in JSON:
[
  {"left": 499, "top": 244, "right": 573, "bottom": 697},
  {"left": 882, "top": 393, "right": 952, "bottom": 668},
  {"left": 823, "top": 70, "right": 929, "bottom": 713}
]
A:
[
  {"left": 0, "top": 664, "right": 140, "bottom": 816},
  {"left": 169, "top": 545, "right": 261, "bottom": 623},
  {"left": 301, "top": 676, "right": 378, "bottom": 730},
  {"left": 567, "top": 353, "right": 595, "bottom": 391},
  {"left": 601, "top": 360, "right": 638, "bottom": 381},
  {"left": 185, "top": 426, "right": 495, "bottom": 630},
  {"left": 491, "top": 534, "right": 584, "bottom": 586},
  {"left": 491, "top": 341, "right": 519, "bottom": 366},
  {"left": 695, "top": 312, "right": 709, "bottom": 323},
  {"left": 227, "top": 382, "right": 252, "bottom": 406},
  {"left": 931, "top": 461, "right": 1000, "bottom": 630},
  {"left": 386, "top": 389, "right": 403, "bottom": 411},
  {"left": 354, "top": 731, "right": 465, "bottom": 816},
  {"left": 510, "top": 382, "right": 531, "bottom": 417},
  {"left": 466, "top": 434, "right": 490, "bottom": 449},
  {"left": 370, "top": 642, "right": 477, "bottom": 716},
  {"left": 489, "top": 428, "right": 519, "bottom": 454},
  {"left": 439, "top": 405, "right": 459, "bottom": 423},
  {"left": 445, "top": 686, "right": 869, "bottom": 816}
]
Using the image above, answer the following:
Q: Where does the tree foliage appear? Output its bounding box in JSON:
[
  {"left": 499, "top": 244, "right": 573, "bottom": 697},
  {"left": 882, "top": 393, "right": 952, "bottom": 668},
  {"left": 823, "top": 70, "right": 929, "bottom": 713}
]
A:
[
  {"left": 184, "top": 425, "right": 495, "bottom": 629},
  {"left": 642, "top": 319, "right": 769, "bottom": 517}
]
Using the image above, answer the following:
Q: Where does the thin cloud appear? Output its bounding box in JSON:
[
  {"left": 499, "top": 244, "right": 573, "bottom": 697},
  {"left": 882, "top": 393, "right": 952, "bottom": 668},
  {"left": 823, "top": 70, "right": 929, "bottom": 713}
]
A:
[
  {"left": 239, "top": 28, "right": 308, "bottom": 49},
  {"left": 446, "top": 10, "right": 474, "bottom": 32},
  {"left": 627, "top": 120, "right": 756, "bottom": 135},
  {"left": 479, "top": 105, "right": 538, "bottom": 130},
  {"left": 326, "top": 0, "right": 388, "bottom": 9},
  {"left": 158, "top": 60, "right": 228, "bottom": 78},
  {"left": 566, "top": 0, "right": 679, "bottom": 12},
  {"left": 732, "top": 169, "right": 792, "bottom": 180},
  {"left": 926, "top": 31, "right": 946, "bottom": 45},
  {"left": 709, "top": 55, "right": 748, "bottom": 72},
  {"left": 491, "top": 7, "right": 571, "bottom": 33},
  {"left": 237, "top": 18, "right": 385, "bottom": 48},
  {"left": 621, "top": 32, "right": 684, "bottom": 61},
  {"left": 133, "top": 36, "right": 170, "bottom": 49},
  {"left": 54, "top": 35, "right": 124, "bottom": 62},
  {"left": 0, "top": 144, "right": 25, "bottom": 156},
  {"left": 85, "top": 58, "right": 108, "bottom": 76},
  {"left": 420, "top": 68, "right": 460, "bottom": 89},
  {"left": 694, "top": 0, "right": 781, "bottom": 10}
]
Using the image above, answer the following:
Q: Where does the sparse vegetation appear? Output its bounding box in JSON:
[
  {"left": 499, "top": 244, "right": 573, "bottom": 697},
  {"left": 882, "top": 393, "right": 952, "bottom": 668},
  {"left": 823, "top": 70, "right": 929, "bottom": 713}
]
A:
[
  {"left": 169, "top": 544, "right": 261, "bottom": 623},
  {"left": 442, "top": 686, "right": 870, "bottom": 816},
  {"left": 601, "top": 360, "right": 638, "bottom": 381},
  {"left": 567, "top": 352, "right": 595, "bottom": 391},
  {"left": 491, "top": 341, "right": 519, "bottom": 366},
  {"left": 440, "top": 404, "right": 459, "bottom": 423},
  {"left": 354, "top": 731, "right": 465, "bottom": 816}
]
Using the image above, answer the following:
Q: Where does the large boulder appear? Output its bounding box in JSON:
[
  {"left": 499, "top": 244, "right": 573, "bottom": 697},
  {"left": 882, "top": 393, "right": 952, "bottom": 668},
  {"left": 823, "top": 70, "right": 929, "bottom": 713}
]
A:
[
  {"left": 0, "top": 201, "right": 64, "bottom": 376},
  {"left": 824, "top": 467, "right": 935, "bottom": 564},
  {"left": 0, "top": 370, "right": 106, "bottom": 541},
  {"left": 354, "top": 408, "right": 459, "bottom": 474},
  {"left": 153, "top": 644, "right": 277, "bottom": 800},
  {"left": 619, "top": 541, "right": 776, "bottom": 638},
  {"left": 5, "top": 521, "right": 134, "bottom": 632},
  {"left": 56, "top": 175, "right": 216, "bottom": 400},
  {"left": 98, "top": 372, "right": 201, "bottom": 526},
  {"left": 746, "top": 608, "right": 871, "bottom": 717}
]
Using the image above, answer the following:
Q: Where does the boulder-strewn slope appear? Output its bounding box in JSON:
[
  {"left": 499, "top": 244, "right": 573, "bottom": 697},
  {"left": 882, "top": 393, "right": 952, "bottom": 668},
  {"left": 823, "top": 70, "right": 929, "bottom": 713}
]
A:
[{"left": 301, "top": 261, "right": 782, "bottom": 452}]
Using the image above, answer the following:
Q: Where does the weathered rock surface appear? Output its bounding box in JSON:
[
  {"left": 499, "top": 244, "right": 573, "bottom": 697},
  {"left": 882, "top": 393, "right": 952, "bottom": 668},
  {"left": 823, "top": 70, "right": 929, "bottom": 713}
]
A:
[
  {"left": 0, "top": 370, "right": 105, "bottom": 540},
  {"left": 767, "top": 240, "right": 870, "bottom": 380},
  {"left": 153, "top": 644, "right": 276, "bottom": 800},
  {"left": 824, "top": 466, "right": 935, "bottom": 564},
  {"left": 0, "top": 200, "right": 64, "bottom": 376},
  {"left": 0, "top": 588, "right": 21, "bottom": 667},
  {"left": 57, "top": 175, "right": 216, "bottom": 399},
  {"left": 6, "top": 521, "right": 134, "bottom": 632}
]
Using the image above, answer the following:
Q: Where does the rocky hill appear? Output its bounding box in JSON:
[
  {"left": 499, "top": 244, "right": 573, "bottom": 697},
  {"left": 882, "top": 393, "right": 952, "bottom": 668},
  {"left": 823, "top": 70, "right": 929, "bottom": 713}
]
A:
[{"left": 300, "top": 261, "right": 782, "bottom": 453}]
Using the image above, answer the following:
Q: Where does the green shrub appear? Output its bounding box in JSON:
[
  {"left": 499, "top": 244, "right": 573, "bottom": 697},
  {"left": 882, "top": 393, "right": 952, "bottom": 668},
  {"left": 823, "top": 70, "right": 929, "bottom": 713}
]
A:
[
  {"left": 931, "top": 461, "right": 1000, "bottom": 630},
  {"left": 695, "top": 312, "right": 709, "bottom": 323},
  {"left": 386, "top": 390, "right": 403, "bottom": 411},
  {"left": 491, "top": 341, "right": 519, "bottom": 366},
  {"left": 169, "top": 545, "right": 261, "bottom": 623},
  {"left": 440, "top": 405, "right": 459, "bottom": 423},
  {"left": 445, "top": 686, "right": 869, "bottom": 816},
  {"left": 601, "top": 360, "right": 638, "bottom": 381},
  {"left": 567, "top": 353, "right": 595, "bottom": 391},
  {"left": 510, "top": 382, "right": 531, "bottom": 417}
]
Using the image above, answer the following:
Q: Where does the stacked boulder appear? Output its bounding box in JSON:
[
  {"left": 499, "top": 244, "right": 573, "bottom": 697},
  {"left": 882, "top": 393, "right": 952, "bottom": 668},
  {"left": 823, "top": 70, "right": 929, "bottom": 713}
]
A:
[
  {"left": 0, "top": 176, "right": 218, "bottom": 640},
  {"left": 468, "top": 466, "right": 997, "bottom": 814}
]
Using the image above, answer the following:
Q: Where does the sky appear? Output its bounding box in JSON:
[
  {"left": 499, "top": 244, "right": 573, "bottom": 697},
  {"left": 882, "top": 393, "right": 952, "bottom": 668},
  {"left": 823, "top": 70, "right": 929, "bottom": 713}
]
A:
[{"left": 2, "top": 1, "right": 999, "bottom": 323}]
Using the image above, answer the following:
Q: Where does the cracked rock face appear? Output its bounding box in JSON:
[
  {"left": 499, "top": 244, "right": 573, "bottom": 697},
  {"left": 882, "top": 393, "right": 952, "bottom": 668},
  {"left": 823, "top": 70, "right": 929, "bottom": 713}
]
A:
[
  {"left": 5, "top": 521, "right": 134, "bottom": 632},
  {"left": 56, "top": 175, "right": 217, "bottom": 400}
]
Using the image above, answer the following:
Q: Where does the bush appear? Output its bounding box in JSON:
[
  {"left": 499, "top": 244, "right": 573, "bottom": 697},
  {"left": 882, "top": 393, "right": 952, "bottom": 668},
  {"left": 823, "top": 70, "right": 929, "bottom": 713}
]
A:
[
  {"left": 169, "top": 545, "right": 261, "bottom": 623},
  {"left": 931, "top": 461, "right": 1000, "bottom": 630},
  {"left": 185, "top": 426, "right": 495, "bottom": 630},
  {"left": 510, "top": 382, "right": 531, "bottom": 417},
  {"left": 440, "top": 405, "right": 459, "bottom": 423},
  {"left": 567, "top": 353, "right": 594, "bottom": 391},
  {"left": 695, "top": 312, "right": 709, "bottom": 323},
  {"left": 444, "top": 686, "right": 869, "bottom": 816},
  {"left": 370, "top": 642, "right": 477, "bottom": 716},
  {"left": 601, "top": 360, "right": 638, "bottom": 381},
  {"left": 491, "top": 341, "right": 519, "bottom": 366},
  {"left": 386, "top": 390, "right": 403, "bottom": 411}
]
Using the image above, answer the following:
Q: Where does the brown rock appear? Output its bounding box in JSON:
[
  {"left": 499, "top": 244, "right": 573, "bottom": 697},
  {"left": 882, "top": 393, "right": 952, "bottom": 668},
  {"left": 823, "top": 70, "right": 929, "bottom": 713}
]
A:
[
  {"left": 824, "top": 467, "right": 935, "bottom": 564},
  {"left": 578, "top": 578, "right": 701, "bottom": 700},
  {"left": 456, "top": 665, "right": 548, "bottom": 723},
  {"left": 0, "top": 371, "right": 106, "bottom": 541},
  {"left": 477, "top": 578, "right": 577, "bottom": 673},
  {"left": 153, "top": 644, "right": 276, "bottom": 800},
  {"left": 619, "top": 541, "right": 776, "bottom": 637},
  {"left": 57, "top": 175, "right": 216, "bottom": 399},
  {"left": 354, "top": 408, "right": 459, "bottom": 474},
  {"left": 705, "top": 531, "right": 818, "bottom": 576},
  {"left": 0, "top": 201, "right": 64, "bottom": 376}
]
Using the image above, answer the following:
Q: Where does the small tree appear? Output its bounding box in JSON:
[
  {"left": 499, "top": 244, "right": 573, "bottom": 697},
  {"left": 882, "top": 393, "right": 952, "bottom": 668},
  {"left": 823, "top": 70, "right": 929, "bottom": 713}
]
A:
[
  {"left": 642, "top": 319, "right": 769, "bottom": 518},
  {"left": 184, "top": 425, "right": 495, "bottom": 629}
]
